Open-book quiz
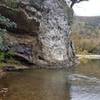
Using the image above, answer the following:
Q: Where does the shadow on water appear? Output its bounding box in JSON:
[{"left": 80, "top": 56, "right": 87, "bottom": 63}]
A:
[
  {"left": 0, "top": 59, "right": 100, "bottom": 100},
  {"left": 0, "top": 69, "right": 71, "bottom": 100}
]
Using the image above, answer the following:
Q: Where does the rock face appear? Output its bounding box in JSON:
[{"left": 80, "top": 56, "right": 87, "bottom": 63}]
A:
[
  {"left": 0, "top": 4, "right": 40, "bottom": 33},
  {"left": 0, "top": 0, "right": 76, "bottom": 68},
  {"left": 38, "top": 0, "right": 74, "bottom": 65}
]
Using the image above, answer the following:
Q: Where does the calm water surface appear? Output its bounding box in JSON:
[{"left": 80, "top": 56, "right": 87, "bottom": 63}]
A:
[{"left": 0, "top": 60, "right": 100, "bottom": 100}]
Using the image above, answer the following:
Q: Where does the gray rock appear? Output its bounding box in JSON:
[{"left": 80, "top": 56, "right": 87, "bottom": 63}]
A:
[
  {"left": 0, "top": 0, "right": 76, "bottom": 68},
  {"left": 38, "top": 0, "right": 75, "bottom": 66}
]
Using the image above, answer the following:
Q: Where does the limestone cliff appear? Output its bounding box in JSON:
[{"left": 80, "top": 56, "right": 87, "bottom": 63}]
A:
[{"left": 0, "top": 0, "right": 76, "bottom": 68}]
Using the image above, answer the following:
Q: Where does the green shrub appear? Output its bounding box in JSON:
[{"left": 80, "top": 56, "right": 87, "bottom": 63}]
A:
[
  {"left": 5, "top": 51, "right": 15, "bottom": 59},
  {"left": 0, "top": 15, "right": 17, "bottom": 29},
  {"left": 0, "top": 51, "right": 5, "bottom": 62},
  {"left": 0, "top": 28, "right": 6, "bottom": 49},
  {"left": 0, "top": 50, "right": 15, "bottom": 63}
]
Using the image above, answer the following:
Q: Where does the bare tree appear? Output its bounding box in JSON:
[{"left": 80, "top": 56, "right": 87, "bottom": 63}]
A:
[{"left": 70, "top": 0, "right": 88, "bottom": 8}]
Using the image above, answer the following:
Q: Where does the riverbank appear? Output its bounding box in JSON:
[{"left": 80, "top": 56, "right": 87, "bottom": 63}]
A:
[
  {"left": 76, "top": 55, "right": 100, "bottom": 59},
  {"left": 1, "top": 54, "right": 99, "bottom": 78},
  {"left": 0, "top": 64, "right": 30, "bottom": 79}
]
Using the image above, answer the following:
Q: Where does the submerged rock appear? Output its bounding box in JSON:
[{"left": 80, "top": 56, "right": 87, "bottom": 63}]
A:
[
  {"left": 0, "top": 70, "right": 6, "bottom": 79},
  {"left": 0, "top": 87, "right": 8, "bottom": 97}
]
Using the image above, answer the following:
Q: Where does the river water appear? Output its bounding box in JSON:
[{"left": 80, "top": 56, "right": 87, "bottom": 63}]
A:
[{"left": 0, "top": 60, "right": 100, "bottom": 100}]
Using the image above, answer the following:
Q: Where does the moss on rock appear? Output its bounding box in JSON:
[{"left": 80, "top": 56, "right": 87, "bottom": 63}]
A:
[{"left": 1, "top": 0, "right": 20, "bottom": 8}]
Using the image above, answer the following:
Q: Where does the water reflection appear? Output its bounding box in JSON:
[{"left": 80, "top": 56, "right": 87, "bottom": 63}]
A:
[
  {"left": 68, "top": 74, "right": 100, "bottom": 100},
  {"left": 68, "top": 60, "right": 100, "bottom": 100},
  {"left": 0, "top": 70, "right": 70, "bottom": 100},
  {"left": 0, "top": 60, "right": 100, "bottom": 100}
]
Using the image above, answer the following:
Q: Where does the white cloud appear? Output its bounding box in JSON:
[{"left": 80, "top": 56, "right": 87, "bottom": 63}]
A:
[{"left": 73, "top": 0, "right": 100, "bottom": 16}]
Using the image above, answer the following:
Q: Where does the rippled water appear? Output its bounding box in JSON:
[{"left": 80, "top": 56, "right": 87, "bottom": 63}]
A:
[{"left": 0, "top": 60, "right": 100, "bottom": 100}]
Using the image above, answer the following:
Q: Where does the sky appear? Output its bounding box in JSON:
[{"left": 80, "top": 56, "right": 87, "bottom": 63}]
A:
[{"left": 73, "top": 0, "right": 100, "bottom": 16}]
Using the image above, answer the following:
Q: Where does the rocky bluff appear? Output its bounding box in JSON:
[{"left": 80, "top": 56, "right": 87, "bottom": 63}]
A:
[{"left": 0, "top": 0, "right": 76, "bottom": 68}]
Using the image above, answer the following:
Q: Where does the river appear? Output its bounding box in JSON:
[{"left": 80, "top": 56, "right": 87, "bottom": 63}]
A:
[{"left": 0, "top": 60, "right": 100, "bottom": 100}]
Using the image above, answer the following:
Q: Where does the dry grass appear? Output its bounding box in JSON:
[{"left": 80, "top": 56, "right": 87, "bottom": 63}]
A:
[{"left": 71, "top": 33, "right": 100, "bottom": 54}]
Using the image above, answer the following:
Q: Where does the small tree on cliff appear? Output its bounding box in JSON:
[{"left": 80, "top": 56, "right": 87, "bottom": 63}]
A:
[{"left": 70, "top": 0, "right": 89, "bottom": 8}]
